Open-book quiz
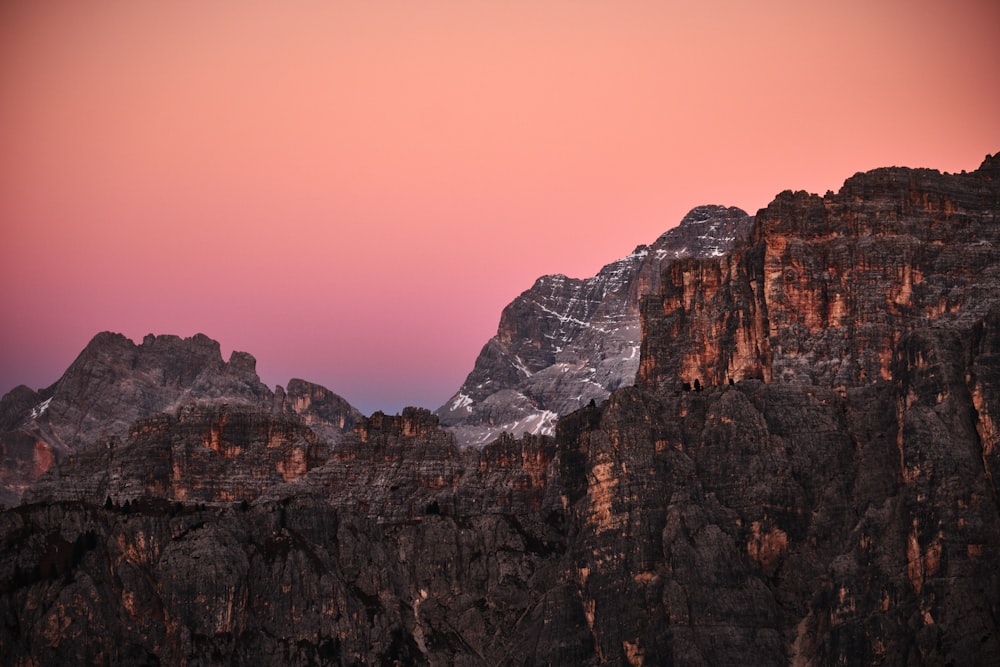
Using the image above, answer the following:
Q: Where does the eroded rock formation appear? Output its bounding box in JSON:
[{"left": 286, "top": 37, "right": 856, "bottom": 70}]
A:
[
  {"left": 439, "top": 205, "right": 753, "bottom": 445},
  {"left": 0, "top": 333, "right": 362, "bottom": 506},
  {"left": 22, "top": 404, "right": 330, "bottom": 506},
  {"left": 1, "top": 154, "right": 999, "bottom": 665},
  {"left": 640, "top": 156, "right": 1000, "bottom": 391}
]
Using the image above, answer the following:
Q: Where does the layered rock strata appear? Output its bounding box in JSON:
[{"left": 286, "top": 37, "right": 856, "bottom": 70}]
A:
[
  {"left": 22, "top": 404, "right": 330, "bottom": 506},
  {"left": 1, "top": 154, "right": 998, "bottom": 665},
  {"left": 439, "top": 205, "right": 753, "bottom": 445},
  {"left": 4, "top": 409, "right": 571, "bottom": 665},
  {"left": 640, "top": 155, "right": 1000, "bottom": 391},
  {"left": 4, "top": 366, "right": 998, "bottom": 664}
]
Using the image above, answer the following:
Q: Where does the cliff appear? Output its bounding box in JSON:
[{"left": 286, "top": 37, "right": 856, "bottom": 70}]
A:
[
  {"left": 3, "top": 409, "right": 570, "bottom": 665},
  {"left": 5, "top": 370, "right": 998, "bottom": 664},
  {"left": 439, "top": 205, "right": 753, "bottom": 446},
  {"left": 640, "top": 155, "right": 1000, "bottom": 391},
  {"left": 22, "top": 404, "right": 330, "bottom": 506},
  {"left": 1, "top": 154, "right": 999, "bottom": 665}
]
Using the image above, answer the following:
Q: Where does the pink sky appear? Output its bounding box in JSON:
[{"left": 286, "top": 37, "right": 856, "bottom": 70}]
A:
[{"left": 1, "top": 1, "right": 998, "bottom": 414}]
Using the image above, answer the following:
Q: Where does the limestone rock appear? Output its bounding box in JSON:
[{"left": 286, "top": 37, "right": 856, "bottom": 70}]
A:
[
  {"left": 640, "top": 154, "right": 1000, "bottom": 392},
  {"left": 3, "top": 410, "right": 571, "bottom": 665},
  {"left": 2, "top": 154, "right": 999, "bottom": 664},
  {"left": 23, "top": 404, "right": 330, "bottom": 506},
  {"left": 0, "top": 333, "right": 362, "bottom": 505},
  {"left": 439, "top": 205, "right": 753, "bottom": 445}
]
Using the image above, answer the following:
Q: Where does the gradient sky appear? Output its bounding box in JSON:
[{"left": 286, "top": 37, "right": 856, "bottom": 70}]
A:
[{"left": 2, "top": 1, "right": 998, "bottom": 415}]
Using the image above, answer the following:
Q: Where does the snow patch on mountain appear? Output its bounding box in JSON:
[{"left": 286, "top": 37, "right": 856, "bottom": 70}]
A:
[{"left": 29, "top": 397, "right": 52, "bottom": 420}]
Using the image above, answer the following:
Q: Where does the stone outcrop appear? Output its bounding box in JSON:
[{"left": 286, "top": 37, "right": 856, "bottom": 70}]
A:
[
  {"left": 439, "top": 205, "right": 753, "bottom": 445},
  {"left": 4, "top": 408, "right": 571, "bottom": 666},
  {"left": 22, "top": 404, "right": 330, "bottom": 506},
  {"left": 555, "top": 367, "right": 999, "bottom": 665},
  {"left": 640, "top": 155, "right": 1000, "bottom": 392},
  {"left": 1, "top": 154, "right": 999, "bottom": 664},
  {"left": 5, "top": 371, "right": 998, "bottom": 664},
  {"left": 0, "top": 333, "right": 362, "bottom": 506}
]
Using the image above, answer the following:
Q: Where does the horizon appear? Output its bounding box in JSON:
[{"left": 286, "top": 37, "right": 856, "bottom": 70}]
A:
[{"left": 2, "top": 1, "right": 999, "bottom": 415}]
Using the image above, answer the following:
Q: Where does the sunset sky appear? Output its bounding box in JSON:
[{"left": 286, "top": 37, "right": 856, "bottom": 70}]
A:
[{"left": 1, "top": 1, "right": 998, "bottom": 415}]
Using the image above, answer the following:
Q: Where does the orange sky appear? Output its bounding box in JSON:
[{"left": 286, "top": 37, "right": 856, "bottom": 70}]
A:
[{"left": 1, "top": 0, "right": 998, "bottom": 413}]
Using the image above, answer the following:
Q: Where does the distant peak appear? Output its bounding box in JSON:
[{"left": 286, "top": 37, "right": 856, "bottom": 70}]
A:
[
  {"left": 978, "top": 151, "right": 1000, "bottom": 175},
  {"left": 678, "top": 205, "right": 749, "bottom": 226}
]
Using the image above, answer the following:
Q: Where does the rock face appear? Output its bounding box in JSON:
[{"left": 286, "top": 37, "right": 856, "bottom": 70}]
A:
[
  {"left": 640, "top": 157, "right": 1000, "bottom": 391},
  {"left": 1, "top": 154, "right": 999, "bottom": 665},
  {"left": 0, "top": 333, "right": 362, "bottom": 506},
  {"left": 554, "top": 369, "right": 1000, "bottom": 665},
  {"left": 438, "top": 205, "right": 753, "bottom": 445},
  {"left": 5, "top": 379, "right": 998, "bottom": 664},
  {"left": 22, "top": 404, "right": 330, "bottom": 506}
]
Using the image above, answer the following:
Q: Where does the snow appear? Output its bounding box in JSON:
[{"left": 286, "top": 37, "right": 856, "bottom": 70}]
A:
[
  {"left": 510, "top": 355, "right": 533, "bottom": 377},
  {"left": 30, "top": 397, "right": 53, "bottom": 420},
  {"left": 450, "top": 393, "right": 474, "bottom": 412},
  {"left": 530, "top": 410, "right": 559, "bottom": 435},
  {"left": 528, "top": 299, "right": 610, "bottom": 333}
]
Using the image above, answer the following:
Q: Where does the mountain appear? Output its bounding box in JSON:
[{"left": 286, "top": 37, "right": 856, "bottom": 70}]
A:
[
  {"left": 640, "top": 158, "right": 1000, "bottom": 391},
  {"left": 563, "top": 153, "right": 1000, "bottom": 664},
  {"left": 437, "top": 205, "right": 753, "bottom": 445},
  {"left": 0, "top": 333, "right": 362, "bottom": 506},
  {"left": 1, "top": 154, "right": 998, "bottom": 665}
]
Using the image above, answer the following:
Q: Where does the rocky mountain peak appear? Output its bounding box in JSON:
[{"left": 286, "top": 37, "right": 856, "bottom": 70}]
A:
[
  {"left": 978, "top": 150, "right": 1000, "bottom": 174},
  {"left": 437, "top": 204, "right": 753, "bottom": 446},
  {"left": 0, "top": 332, "right": 361, "bottom": 506}
]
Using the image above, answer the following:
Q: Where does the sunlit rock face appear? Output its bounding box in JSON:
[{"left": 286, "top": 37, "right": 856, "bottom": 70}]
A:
[
  {"left": 438, "top": 205, "right": 753, "bottom": 446},
  {"left": 640, "top": 154, "right": 1000, "bottom": 392},
  {"left": 0, "top": 333, "right": 362, "bottom": 506}
]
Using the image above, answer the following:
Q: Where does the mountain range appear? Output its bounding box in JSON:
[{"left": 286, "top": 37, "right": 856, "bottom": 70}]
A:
[
  {"left": 1, "top": 153, "right": 998, "bottom": 665},
  {"left": 0, "top": 333, "right": 360, "bottom": 507}
]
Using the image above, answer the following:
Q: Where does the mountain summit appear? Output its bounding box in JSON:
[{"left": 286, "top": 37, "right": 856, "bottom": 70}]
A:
[
  {"left": 437, "top": 205, "right": 753, "bottom": 445},
  {"left": 0, "top": 332, "right": 361, "bottom": 505}
]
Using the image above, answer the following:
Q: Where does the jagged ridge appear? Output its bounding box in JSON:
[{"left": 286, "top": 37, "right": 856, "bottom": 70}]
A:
[
  {"left": 0, "top": 332, "right": 362, "bottom": 506},
  {"left": 438, "top": 205, "right": 753, "bottom": 445}
]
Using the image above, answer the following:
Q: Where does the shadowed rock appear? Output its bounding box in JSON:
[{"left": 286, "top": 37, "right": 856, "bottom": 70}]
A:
[
  {"left": 1, "top": 154, "right": 998, "bottom": 664},
  {"left": 0, "top": 332, "right": 362, "bottom": 506}
]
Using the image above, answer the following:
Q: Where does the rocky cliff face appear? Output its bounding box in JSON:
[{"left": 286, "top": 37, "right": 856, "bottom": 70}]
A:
[
  {"left": 3, "top": 409, "right": 572, "bottom": 666},
  {"left": 438, "top": 205, "right": 753, "bottom": 446},
  {"left": 22, "top": 404, "right": 330, "bottom": 506},
  {"left": 555, "top": 349, "right": 999, "bottom": 664},
  {"left": 0, "top": 333, "right": 362, "bottom": 506},
  {"left": 4, "top": 374, "right": 998, "bottom": 664},
  {"left": 1, "top": 154, "right": 999, "bottom": 665},
  {"left": 640, "top": 156, "right": 1000, "bottom": 392}
]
